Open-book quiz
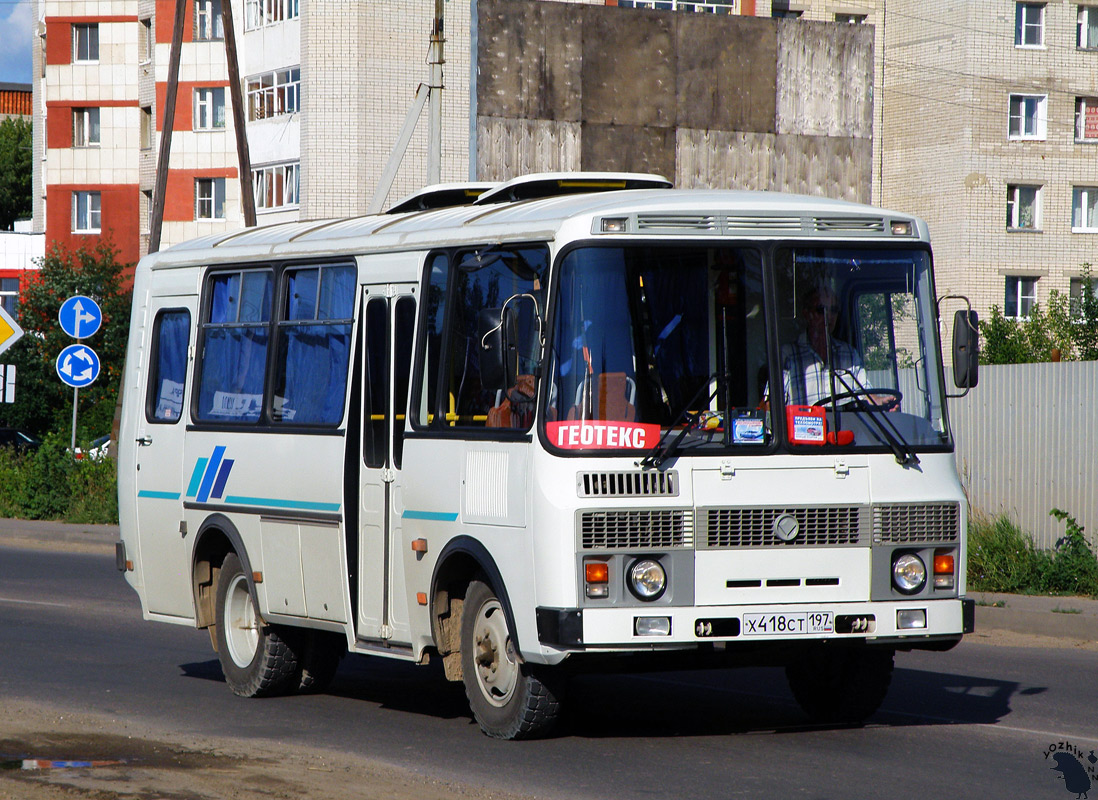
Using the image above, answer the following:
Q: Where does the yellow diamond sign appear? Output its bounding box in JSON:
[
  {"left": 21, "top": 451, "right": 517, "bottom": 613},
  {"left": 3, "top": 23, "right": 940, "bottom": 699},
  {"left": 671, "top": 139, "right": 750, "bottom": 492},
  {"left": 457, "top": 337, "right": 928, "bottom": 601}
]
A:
[{"left": 0, "top": 305, "right": 23, "bottom": 356}]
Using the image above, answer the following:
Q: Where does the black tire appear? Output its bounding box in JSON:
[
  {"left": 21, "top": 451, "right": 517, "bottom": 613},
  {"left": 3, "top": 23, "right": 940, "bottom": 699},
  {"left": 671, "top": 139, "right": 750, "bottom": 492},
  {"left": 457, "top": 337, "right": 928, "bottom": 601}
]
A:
[
  {"left": 785, "top": 646, "right": 895, "bottom": 724},
  {"left": 295, "top": 630, "right": 344, "bottom": 694},
  {"left": 460, "top": 580, "right": 563, "bottom": 740},
  {"left": 214, "top": 552, "right": 301, "bottom": 698}
]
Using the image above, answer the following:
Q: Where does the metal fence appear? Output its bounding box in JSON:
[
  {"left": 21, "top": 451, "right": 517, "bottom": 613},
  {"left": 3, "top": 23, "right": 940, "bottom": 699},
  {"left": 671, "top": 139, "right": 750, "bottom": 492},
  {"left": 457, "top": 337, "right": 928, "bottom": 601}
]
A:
[{"left": 948, "top": 361, "right": 1097, "bottom": 549}]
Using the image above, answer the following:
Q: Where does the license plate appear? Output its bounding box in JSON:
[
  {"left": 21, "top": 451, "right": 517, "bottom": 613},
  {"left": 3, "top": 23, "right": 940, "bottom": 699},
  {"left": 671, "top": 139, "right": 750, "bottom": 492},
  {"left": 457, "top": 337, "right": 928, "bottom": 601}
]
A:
[{"left": 742, "top": 611, "right": 834, "bottom": 635}]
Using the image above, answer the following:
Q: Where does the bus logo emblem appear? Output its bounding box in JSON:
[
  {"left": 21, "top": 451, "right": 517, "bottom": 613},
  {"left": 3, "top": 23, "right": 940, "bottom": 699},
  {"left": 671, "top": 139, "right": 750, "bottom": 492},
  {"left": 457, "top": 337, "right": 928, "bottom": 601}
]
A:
[
  {"left": 186, "top": 446, "right": 235, "bottom": 504},
  {"left": 773, "top": 514, "right": 800, "bottom": 542}
]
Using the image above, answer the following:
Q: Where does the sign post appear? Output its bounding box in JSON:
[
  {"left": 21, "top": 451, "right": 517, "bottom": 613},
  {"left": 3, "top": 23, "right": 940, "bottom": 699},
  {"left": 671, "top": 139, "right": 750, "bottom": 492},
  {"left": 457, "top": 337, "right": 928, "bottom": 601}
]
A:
[{"left": 57, "top": 296, "right": 103, "bottom": 451}]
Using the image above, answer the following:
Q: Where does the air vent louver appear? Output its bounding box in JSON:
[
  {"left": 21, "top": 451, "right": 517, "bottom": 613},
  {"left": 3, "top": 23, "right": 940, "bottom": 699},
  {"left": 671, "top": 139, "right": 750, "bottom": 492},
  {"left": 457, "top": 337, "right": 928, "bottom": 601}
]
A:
[
  {"left": 577, "top": 471, "right": 679, "bottom": 498},
  {"left": 580, "top": 509, "right": 693, "bottom": 549},
  {"left": 702, "top": 506, "right": 865, "bottom": 548},
  {"left": 872, "top": 503, "right": 960, "bottom": 544}
]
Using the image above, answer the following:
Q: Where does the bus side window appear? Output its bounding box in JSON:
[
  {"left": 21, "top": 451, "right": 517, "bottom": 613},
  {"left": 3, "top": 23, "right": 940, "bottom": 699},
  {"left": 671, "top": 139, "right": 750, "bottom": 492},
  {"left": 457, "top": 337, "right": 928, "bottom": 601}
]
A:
[
  {"left": 392, "top": 296, "right": 415, "bottom": 468},
  {"left": 414, "top": 253, "right": 448, "bottom": 428},
  {"left": 146, "top": 309, "right": 191, "bottom": 423},
  {"left": 362, "top": 297, "right": 388, "bottom": 469}
]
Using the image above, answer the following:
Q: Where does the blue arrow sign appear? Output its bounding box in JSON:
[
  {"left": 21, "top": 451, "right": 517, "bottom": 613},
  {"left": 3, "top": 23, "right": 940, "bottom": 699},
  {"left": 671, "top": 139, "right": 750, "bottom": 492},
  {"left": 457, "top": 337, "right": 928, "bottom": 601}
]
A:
[
  {"left": 58, "top": 295, "right": 102, "bottom": 340},
  {"left": 56, "top": 344, "right": 101, "bottom": 388}
]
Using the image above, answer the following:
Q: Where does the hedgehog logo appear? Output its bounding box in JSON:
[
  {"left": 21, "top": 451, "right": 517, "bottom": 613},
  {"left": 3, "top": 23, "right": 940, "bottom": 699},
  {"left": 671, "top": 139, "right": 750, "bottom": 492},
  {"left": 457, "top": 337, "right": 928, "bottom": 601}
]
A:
[{"left": 1051, "top": 752, "right": 1092, "bottom": 799}]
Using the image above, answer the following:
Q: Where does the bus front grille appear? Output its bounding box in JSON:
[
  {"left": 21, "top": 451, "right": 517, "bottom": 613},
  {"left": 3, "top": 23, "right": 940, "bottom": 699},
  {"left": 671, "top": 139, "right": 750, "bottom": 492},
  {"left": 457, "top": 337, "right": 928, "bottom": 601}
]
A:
[
  {"left": 701, "top": 506, "right": 865, "bottom": 548},
  {"left": 580, "top": 509, "right": 694, "bottom": 549},
  {"left": 872, "top": 503, "right": 960, "bottom": 544},
  {"left": 577, "top": 470, "right": 679, "bottom": 498}
]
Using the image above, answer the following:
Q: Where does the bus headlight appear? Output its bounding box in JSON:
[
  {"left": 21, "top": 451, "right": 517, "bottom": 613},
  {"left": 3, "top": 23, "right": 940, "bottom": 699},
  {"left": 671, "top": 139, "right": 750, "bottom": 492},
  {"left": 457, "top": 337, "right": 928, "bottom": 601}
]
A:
[
  {"left": 892, "top": 553, "right": 927, "bottom": 594},
  {"left": 627, "top": 559, "right": 667, "bottom": 601}
]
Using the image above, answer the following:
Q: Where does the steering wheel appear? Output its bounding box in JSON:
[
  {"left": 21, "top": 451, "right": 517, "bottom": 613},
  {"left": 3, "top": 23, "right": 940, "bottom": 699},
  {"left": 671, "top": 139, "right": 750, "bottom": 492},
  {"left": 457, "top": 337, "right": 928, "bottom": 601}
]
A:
[{"left": 812, "top": 388, "right": 902, "bottom": 412}]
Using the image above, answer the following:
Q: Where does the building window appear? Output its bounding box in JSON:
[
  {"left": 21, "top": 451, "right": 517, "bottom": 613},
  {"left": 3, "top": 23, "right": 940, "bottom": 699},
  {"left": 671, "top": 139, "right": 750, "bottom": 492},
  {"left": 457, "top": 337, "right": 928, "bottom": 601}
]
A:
[
  {"left": 1070, "top": 277, "right": 1098, "bottom": 315},
  {"left": 194, "top": 87, "right": 226, "bottom": 130},
  {"left": 1076, "top": 97, "right": 1098, "bottom": 141},
  {"left": 1015, "top": 3, "right": 1045, "bottom": 46},
  {"left": 246, "top": 68, "right": 300, "bottom": 121},
  {"left": 72, "top": 24, "right": 99, "bottom": 62},
  {"left": 1078, "top": 6, "right": 1098, "bottom": 48},
  {"left": 245, "top": 0, "right": 300, "bottom": 30},
  {"left": 1072, "top": 186, "right": 1098, "bottom": 231},
  {"left": 1005, "top": 276, "right": 1037, "bottom": 319},
  {"left": 0, "top": 278, "right": 19, "bottom": 319},
  {"left": 72, "top": 191, "right": 101, "bottom": 232},
  {"left": 142, "top": 190, "right": 153, "bottom": 234},
  {"left": 616, "top": 1, "right": 736, "bottom": 12},
  {"left": 1009, "top": 94, "right": 1047, "bottom": 140},
  {"left": 835, "top": 13, "right": 867, "bottom": 23},
  {"left": 73, "top": 107, "right": 100, "bottom": 147},
  {"left": 253, "top": 163, "right": 299, "bottom": 210},
  {"left": 195, "top": 0, "right": 224, "bottom": 41},
  {"left": 772, "top": 8, "right": 802, "bottom": 18},
  {"left": 139, "top": 18, "right": 153, "bottom": 62},
  {"left": 140, "top": 106, "right": 153, "bottom": 149},
  {"left": 196, "top": 178, "right": 226, "bottom": 220},
  {"left": 1006, "top": 185, "right": 1040, "bottom": 229}
]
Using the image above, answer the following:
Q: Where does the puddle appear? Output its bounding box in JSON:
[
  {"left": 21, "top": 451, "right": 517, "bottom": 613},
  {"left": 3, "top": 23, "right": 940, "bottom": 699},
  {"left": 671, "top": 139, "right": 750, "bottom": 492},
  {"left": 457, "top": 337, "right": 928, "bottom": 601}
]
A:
[{"left": 0, "top": 732, "right": 232, "bottom": 772}]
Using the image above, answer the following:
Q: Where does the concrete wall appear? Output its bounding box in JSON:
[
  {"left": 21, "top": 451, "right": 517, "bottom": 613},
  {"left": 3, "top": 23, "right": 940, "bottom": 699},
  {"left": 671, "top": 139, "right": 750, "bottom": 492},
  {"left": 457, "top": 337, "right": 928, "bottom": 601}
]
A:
[{"left": 475, "top": 0, "right": 874, "bottom": 202}]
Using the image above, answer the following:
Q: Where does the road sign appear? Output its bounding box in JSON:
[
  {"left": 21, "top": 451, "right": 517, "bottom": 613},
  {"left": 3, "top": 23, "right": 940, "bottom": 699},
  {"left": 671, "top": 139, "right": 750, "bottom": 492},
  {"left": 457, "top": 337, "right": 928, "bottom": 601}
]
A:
[
  {"left": 56, "top": 344, "right": 101, "bottom": 388},
  {"left": 0, "top": 305, "right": 24, "bottom": 356},
  {"left": 58, "top": 295, "right": 102, "bottom": 340}
]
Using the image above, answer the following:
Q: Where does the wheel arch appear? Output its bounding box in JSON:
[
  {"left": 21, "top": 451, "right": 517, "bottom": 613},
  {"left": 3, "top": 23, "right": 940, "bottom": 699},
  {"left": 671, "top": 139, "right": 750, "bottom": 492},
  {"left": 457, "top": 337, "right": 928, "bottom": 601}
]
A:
[
  {"left": 429, "top": 535, "right": 519, "bottom": 681},
  {"left": 192, "top": 513, "right": 258, "bottom": 631}
]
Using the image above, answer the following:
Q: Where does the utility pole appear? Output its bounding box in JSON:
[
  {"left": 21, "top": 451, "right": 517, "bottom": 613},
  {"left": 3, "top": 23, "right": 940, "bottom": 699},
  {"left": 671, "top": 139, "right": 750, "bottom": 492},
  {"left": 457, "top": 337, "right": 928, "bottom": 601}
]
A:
[{"left": 222, "top": 0, "right": 256, "bottom": 227}]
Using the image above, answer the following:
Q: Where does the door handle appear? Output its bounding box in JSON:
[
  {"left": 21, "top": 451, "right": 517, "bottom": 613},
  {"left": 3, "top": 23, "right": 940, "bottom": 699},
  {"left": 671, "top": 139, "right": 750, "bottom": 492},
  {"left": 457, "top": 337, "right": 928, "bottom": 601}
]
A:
[{"left": 136, "top": 436, "right": 152, "bottom": 446}]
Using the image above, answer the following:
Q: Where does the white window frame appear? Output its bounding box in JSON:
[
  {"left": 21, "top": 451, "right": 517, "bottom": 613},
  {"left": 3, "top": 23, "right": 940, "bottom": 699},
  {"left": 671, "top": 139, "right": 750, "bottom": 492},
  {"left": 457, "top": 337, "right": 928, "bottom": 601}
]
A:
[
  {"left": 253, "top": 162, "right": 300, "bottom": 211},
  {"left": 834, "top": 13, "right": 867, "bottom": 23},
  {"left": 72, "top": 24, "right": 99, "bottom": 63},
  {"left": 1009, "top": 94, "right": 1047, "bottom": 140},
  {"left": 196, "top": 178, "right": 226, "bottom": 220},
  {"left": 1006, "top": 184, "right": 1041, "bottom": 230},
  {"left": 617, "top": 0, "right": 736, "bottom": 12},
  {"left": 1072, "top": 186, "right": 1098, "bottom": 231},
  {"left": 1075, "top": 97, "right": 1098, "bottom": 142},
  {"left": 73, "top": 107, "right": 100, "bottom": 147},
  {"left": 139, "top": 18, "right": 153, "bottom": 63},
  {"left": 1078, "top": 5, "right": 1098, "bottom": 48},
  {"left": 1015, "top": 2, "right": 1045, "bottom": 47},
  {"left": 1069, "top": 276, "right": 1098, "bottom": 315},
  {"left": 244, "top": 0, "right": 300, "bottom": 30},
  {"left": 0, "top": 278, "right": 19, "bottom": 320},
  {"left": 194, "top": 87, "right": 226, "bottom": 131},
  {"left": 1005, "top": 276, "right": 1038, "bottom": 319},
  {"left": 72, "top": 191, "right": 101, "bottom": 233},
  {"left": 195, "top": 0, "right": 224, "bottom": 41},
  {"left": 140, "top": 106, "right": 153, "bottom": 149},
  {"left": 246, "top": 68, "right": 301, "bottom": 121}
]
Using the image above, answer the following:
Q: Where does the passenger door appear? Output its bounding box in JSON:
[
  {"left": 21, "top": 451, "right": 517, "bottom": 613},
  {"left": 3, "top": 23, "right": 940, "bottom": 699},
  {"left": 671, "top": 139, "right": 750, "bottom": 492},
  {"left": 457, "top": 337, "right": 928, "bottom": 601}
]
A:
[
  {"left": 133, "top": 296, "right": 196, "bottom": 618},
  {"left": 357, "top": 284, "right": 417, "bottom": 643}
]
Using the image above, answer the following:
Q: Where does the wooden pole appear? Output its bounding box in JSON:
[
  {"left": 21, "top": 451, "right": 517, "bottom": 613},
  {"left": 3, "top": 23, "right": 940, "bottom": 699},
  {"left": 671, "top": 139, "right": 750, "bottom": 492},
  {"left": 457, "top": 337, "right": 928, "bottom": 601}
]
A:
[
  {"left": 148, "top": 0, "right": 187, "bottom": 253},
  {"left": 221, "top": 0, "right": 256, "bottom": 227}
]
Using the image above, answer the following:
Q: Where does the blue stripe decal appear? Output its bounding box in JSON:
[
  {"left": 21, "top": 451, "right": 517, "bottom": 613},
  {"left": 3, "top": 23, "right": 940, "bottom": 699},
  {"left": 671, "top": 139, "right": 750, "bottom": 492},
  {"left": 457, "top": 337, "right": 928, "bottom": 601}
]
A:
[
  {"left": 186, "top": 458, "right": 208, "bottom": 498},
  {"left": 137, "top": 490, "right": 181, "bottom": 500},
  {"left": 197, "top": 446, "right": 226, "bottom": 503},
  {"left": 224, "top": 495, "right": 341, "bottom": 513},
  {"left": 211, "top": 458, "right": 234, "bottom": 499},
  {"left": 403, "top": 509, "right": 459, "bottom": 522}
]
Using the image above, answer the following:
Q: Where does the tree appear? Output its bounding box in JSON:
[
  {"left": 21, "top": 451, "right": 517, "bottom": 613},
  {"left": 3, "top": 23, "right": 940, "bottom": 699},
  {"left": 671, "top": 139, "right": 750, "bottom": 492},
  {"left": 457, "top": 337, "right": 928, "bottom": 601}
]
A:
[
  {"left": 0, "top": 117, "right": 32, "bottom": 230},
  {"left": 0, "top": 242, "right": 132, "bottom": 440}
]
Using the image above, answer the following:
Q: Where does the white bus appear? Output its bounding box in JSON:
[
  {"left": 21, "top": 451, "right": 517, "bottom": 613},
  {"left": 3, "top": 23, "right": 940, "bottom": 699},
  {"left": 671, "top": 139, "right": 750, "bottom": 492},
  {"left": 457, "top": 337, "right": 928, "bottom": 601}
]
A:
[{"left": 117, "top": 173, "right": 978, "bottom": 739}]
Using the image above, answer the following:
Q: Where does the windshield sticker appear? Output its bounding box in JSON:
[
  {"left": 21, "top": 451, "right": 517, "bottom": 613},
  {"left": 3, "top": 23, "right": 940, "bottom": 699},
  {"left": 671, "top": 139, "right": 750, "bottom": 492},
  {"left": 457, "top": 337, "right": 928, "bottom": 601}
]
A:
[
  {"left": 732, "top": 416, "right": 765, "bottom": 444},
  {"left": 547, "top": 421, "right": 662, "bottom": 450}
]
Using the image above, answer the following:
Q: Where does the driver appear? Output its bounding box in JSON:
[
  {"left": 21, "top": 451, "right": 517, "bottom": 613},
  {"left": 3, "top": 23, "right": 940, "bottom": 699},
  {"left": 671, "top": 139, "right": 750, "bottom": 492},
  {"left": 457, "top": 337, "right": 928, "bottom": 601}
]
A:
[{"left": 782, "top": 286, "right": 876, "bottom": 407}]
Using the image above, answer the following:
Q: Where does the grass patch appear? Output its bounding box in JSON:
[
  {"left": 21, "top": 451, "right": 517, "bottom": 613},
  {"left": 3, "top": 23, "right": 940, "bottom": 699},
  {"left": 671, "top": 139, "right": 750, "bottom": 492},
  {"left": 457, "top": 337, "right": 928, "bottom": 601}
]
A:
[
  {"left": 0, "top": 433, "right": 117, "bottom": 524},
  {"left": 1052, "top": 606, "right": 1082, "bottom": 614},
  {"left": 968, "top": 510, "right": 1098, "bottom": 598}
]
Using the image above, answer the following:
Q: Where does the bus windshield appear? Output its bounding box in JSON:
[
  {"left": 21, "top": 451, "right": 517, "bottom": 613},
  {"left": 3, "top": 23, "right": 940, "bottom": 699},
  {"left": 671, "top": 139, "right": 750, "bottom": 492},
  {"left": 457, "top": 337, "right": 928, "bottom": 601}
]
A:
[{"left": 544, "top": 243, "right": 951, "bottom": 455}]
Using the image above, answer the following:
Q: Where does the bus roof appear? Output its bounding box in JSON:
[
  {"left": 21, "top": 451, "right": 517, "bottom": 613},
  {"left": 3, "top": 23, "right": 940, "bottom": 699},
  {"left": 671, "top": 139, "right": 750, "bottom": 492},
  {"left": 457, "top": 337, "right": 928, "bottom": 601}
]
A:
[{"left": 144, "top": 188, "right": 930, "bottom": 270}]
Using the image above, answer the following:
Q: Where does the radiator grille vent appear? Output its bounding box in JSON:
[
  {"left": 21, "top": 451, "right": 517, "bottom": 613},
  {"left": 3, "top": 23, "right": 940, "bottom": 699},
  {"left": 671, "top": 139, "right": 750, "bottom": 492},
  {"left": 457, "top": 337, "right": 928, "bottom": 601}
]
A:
[
  {"left": 724, "top": 215, "right": 802, "bottom": 232},
  {"left": 577, "top": 471, "right": 679, "bottom": 498},
  {"left": 813, "top": 215, "right": 886, "bottom": 233},
  {"left": 580, "top": 509, "right": 694, "bottom": 550},
  {"left": 873, "top": 503, "right": 960, "bottom": 544},
  {"left": 636, "top": 214, "right": 717, "bottom": 231},
  {"left": 702, "top": 506, "right": 864, "bottom": 548}
]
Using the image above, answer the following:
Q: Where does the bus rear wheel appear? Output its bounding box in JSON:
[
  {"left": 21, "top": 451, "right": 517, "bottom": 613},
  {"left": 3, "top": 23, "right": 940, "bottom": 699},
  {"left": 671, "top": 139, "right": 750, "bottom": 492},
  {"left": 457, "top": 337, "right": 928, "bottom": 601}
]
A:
[
  {"left": 460, "top": 580, "right": 562, "bottom": 740},
  {"left": 215, "top": 552, "right": 300, "bottom": 698},
  {"left": 785, "top": 645, "right": 895, "bottom": 724}
]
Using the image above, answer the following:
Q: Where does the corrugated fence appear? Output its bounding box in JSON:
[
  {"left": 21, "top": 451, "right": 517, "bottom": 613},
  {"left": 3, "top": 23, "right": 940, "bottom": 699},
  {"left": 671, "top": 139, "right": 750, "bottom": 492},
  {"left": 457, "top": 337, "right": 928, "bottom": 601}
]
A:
[{"left": 948, "top": 361, "right": 1097, "bottom": 549}]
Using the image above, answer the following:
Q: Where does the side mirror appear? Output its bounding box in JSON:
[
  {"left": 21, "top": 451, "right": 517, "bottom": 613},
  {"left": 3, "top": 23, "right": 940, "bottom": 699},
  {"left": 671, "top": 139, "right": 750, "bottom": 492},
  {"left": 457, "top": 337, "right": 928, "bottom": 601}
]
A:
[
  {"left": 478, "top": 306, "right": 518, "bottom": 393},
  {"left": 952, "top": 309, "right": 979, "bottom": 389}
]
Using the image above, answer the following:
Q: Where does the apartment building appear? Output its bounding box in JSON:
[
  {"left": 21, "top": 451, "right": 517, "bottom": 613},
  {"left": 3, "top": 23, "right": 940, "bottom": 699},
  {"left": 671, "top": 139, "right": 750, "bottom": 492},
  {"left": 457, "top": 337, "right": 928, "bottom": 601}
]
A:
[{"left": 882, "top": 0, "right": 1098, "bottom": 322}]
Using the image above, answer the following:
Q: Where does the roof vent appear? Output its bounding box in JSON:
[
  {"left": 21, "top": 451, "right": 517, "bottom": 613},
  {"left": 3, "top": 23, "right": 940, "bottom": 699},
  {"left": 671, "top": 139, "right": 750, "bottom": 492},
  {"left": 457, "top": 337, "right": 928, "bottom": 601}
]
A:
[{"left": 474, "top": 172, "right": 672, "bottom": 205}]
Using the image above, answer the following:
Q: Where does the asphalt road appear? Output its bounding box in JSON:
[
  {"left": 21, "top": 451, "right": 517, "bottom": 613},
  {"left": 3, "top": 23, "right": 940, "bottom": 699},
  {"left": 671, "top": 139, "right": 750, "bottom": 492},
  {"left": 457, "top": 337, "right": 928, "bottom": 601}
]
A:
[{"left": 2, "top": 545, "right": 1097, "bottom": 800}]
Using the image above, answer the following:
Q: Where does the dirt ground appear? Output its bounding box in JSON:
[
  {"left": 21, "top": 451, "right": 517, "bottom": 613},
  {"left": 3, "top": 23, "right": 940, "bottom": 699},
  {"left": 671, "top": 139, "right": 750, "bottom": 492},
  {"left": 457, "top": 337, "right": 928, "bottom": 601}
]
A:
[{"left": 0, "top": 700, "right": 534, "bottom": 800}]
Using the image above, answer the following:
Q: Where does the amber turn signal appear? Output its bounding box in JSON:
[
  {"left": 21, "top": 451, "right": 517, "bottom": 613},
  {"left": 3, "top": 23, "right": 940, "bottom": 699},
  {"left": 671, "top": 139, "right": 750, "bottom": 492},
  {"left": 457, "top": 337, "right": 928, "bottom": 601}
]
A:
[
  {"left": 933, "top": 553, "right": 955, "bottom": 574},
  {"left": 585, "top": 562, "right": 609, "bottom": 583}
]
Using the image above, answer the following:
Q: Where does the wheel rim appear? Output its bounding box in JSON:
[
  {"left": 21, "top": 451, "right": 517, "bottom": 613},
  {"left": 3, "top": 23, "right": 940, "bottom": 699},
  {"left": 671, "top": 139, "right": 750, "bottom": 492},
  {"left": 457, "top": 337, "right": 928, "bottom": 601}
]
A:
[
  {"left": 224, "top": 573, "right": 258, "bottom": 668},
  {"left": 472, "top": 597, "right": 518, "bottom": 707}
]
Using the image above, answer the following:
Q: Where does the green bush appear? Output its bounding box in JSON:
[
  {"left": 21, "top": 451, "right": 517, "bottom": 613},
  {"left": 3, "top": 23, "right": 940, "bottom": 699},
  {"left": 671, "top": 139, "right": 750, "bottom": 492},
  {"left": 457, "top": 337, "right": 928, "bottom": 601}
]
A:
[
  {"left": 968, "top": 510, "right": 1098, "bottom": 598},
  {"left": 0, "top": 436, "right": 117, "bottom": 524}
]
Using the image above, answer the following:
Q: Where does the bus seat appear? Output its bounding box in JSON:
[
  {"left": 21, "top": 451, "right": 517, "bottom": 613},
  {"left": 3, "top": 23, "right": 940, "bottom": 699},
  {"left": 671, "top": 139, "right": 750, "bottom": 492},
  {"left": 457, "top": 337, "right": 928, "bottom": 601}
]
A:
[{"left": 566, "top": 372, "right": 636, "bottom": 422}]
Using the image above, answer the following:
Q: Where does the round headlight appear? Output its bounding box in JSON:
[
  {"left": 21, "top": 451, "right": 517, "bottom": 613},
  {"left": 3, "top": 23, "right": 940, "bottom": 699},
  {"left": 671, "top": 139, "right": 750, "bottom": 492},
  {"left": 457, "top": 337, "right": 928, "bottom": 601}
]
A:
[
  {"left": 628, "top": 559, "right": 667, "bottom": 601},
  {"left": 892, "top": 553, "right": 927, "bottom": 594}
]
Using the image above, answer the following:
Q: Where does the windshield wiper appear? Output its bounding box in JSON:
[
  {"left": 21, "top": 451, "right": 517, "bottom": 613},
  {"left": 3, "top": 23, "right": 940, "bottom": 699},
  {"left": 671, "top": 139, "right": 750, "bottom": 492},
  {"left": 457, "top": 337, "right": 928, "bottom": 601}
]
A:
[
  {"left": 638, "top": 375, "right": 720, "bottom": 470},
  {"left": 830, "top": 370, "right": 920, "bottom": 467}
]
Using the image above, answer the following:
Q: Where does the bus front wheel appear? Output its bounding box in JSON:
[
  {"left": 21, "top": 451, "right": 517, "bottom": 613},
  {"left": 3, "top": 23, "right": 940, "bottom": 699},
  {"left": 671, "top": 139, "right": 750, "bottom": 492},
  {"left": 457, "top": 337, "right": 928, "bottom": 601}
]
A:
[
  {"left": 215, "top": 552, "right": 300, "bottom": 698},
  {"left": 460, "top": 580, "right": 562, "bottom": 740},
  {"left": 785, "top": 645, "right": 895, "bottom": 724}
]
